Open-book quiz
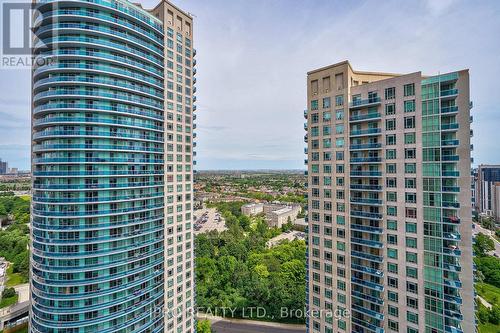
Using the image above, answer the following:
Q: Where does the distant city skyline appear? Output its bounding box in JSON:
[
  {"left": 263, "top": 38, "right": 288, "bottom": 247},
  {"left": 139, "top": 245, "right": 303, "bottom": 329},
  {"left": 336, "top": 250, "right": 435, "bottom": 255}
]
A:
[{"left": 2, "top": 0, "right": 500, "bottom": 170}]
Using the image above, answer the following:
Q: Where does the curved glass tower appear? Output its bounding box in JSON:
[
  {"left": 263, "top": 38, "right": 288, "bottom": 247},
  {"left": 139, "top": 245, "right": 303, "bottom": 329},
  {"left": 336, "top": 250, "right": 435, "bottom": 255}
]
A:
[{"left": 31, "top": 0, "right": 166, "bottom": 331}]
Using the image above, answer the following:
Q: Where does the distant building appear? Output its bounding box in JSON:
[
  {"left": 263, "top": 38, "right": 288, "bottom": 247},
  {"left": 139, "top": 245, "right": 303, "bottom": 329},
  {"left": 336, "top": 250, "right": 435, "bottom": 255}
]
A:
[
  {"left": 266, "top": 205, "right": 301, "bottom": 228},
  {"left": 241, "top": 203, "right": 264, "bottom": 215},
  {"left": 0, "top": 159, "right": 7, "bottom": 175},
  {"left": 476, "top": 165, "right": 500, "bottom": 219}
]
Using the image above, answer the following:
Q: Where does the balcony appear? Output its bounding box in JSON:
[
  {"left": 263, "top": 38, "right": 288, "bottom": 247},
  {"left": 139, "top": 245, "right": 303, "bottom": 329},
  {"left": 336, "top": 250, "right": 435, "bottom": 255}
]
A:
[
  {"left": 350, "top": 157, "right": 382, "bottom": 163},
  {"left": 442, "top": 201, "right": 460, "bottom": 208},
  {"left": 352, "top": 317, "right": 385, "bottom": 333},
  {"left": 350, "top": 143, "right": 382, "bottom": 150},
  {"left": 351, "top": 224, "right": 383, "bottom": 234},
  {"left": 351, "top": 250, "right": 383, "bottom": 262},
  {"left": 445, "top": 324, "right": 464, "bottom": 333},
  {"left": 351, "top": 264, "right": 383, "bottom": 277},
  {"left": 350, "top": 128, "right": 381, "bottom": 136},
  {"left": 442, "top": 170, "right": 460, "bottom": 177},
  {"left": 303, "top": 109, "right": 308, "bottom": 119},
  {"left": 351, "top": 290, "right": 384, "bottom": 305},
  {"left": 444, "top": 232, "right": 461, "bottom": 241},
  {"left": 351, "top": 237, "right": 383, "bottom": 248},
  {"left": 350, "top": 184, "right": 382, "bottom": 191},
  {"left": 442, "top": 106, "right": 459, "bottom": 114},
  {"left": 443, "top": 216, "right": 460, "bottom": 224},
  {"left": 442, "top": 139, "right": 459, "bottom": 147},
  {"left": 443, "top": 247, "right": 462, "bottom": 256},
  {"left": 442, "top": 186, "right": 460, "bottom": 193},
  {"left": 350, "top": 171, "right": 382, "bottom": 177},
  {"left": 352, "top": 303, "right": 384, "bottom": 320},
  {"left": 441, "top": 89, "right": 459, "bottom": 97},
  {"left": 349, "top": 112, "right": 381, "bottom": 122},
  {"left": 349, "top": 97, "right": 382, "bottom": 110},
  {"left": 351, "top": 210, "right": 383, "bottom": 220},
  {"left": 442, "top": 123, "right": 459, "bottom": 131},
  {"left": 442, "top": 155, "right": 459, "bottom": 162},
  {"left": 350, "top": 198, "right": 382, "bottom": 205},
  {"left": 443, "top": 263, "right": 462, "bottom": 272}
]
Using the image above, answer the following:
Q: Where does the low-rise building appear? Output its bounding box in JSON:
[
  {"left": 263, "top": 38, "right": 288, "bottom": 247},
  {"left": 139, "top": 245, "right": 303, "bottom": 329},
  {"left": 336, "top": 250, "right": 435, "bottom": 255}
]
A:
[
  {"left": 241, "top": 203, "right": 264, "bottom": 215},
  {"left": 266, "top": 206, "right": 301, "bottom": 228}
]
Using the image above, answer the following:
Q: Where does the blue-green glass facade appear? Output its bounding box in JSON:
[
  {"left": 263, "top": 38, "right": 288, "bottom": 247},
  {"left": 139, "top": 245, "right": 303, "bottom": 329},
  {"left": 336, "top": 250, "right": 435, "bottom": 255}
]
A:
[{"left": 31, "top": 0, "right": 165, "bottom": 331}]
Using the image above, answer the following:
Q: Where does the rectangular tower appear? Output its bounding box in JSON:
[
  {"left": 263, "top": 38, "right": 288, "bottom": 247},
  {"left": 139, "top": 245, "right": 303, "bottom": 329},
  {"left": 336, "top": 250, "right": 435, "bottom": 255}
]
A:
[
  {"left": 149, "top": 2, "right": 197, "bottom": 332},
  {"left": 305, "top": 61, "right": 473, "bottom": 333}
]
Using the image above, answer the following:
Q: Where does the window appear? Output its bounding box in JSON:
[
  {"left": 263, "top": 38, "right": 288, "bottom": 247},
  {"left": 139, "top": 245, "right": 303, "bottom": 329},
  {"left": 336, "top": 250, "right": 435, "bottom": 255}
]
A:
[
  {"left": 386, "top": 149, "right": 396, "bottom": 159},
  {"left": 387, "top": 234, "right": 398, "bottom": 245},
  {"left": 404, "top": 100, "right": 416, "bottom": 112},
  {"left": 387, "top": 206, "right": 397, "bottom": 216},
  {"left": 388, "top": 291, "right": 399, "bottom": 302},
  {"left": 323, "top": 76, "right": 331, "bottom": 92},
  {"left": 405, "top": 148, "right": 416, "bottom": 159},
  {"left": 404, "top": 133, "right": 416, "bottom": 144},
  {"left": 311, "top": 80, "right": 318, "bottom": 94},
  {"left": 387, "top": 191, "right": 397, "bottom": 201},
  {"left": 388, "top": 248, "right": 398, "bottom": 259},
  {"left": 385, "top": 103, "right": 395, "bottom": 115},
  {"left": 385, "top": 87, "right": 396, "bottom": 100},
  {"left": 386, "top": 163, "right": 396, "bottom": 173},
  {"left": 335, "top": 95, "right": 344, "bottom": 106},
  {"left": 388, "top": 320, "right": 399, "bottom": 332},
  {"left": 323, "top": 97, "right": 331, "bottom": 109},
  {"left": 406, "top": 237, "right": 417, "bottom": 248},
  {"left": 336, "top": 124, "right": 344, "bottom": 134},
  {"left": 405, "top": 163, "right": 416, "bottom": 174},
  {"left": 406, "top": 222, "right": 417, "bottom": 233},
  {"left": 388, "top": 276, "right": 398, "bottom": 287},
  {"left": 404, "top": 116, "right": 415, "bottom": 128},
  {"left": 323, "top": 111, "right": 331, "bottom": 122},
  {"left": 311, "top": 100, "right": 318, "bottom": 110},
  {"left": 388, "top": 305, "right": 399, "bottom": 317},
  {"left": 406, "top": 266, "right": 418, "bottom": 279},
  {"left": 404, "top": 83, "right": 415, "bottom": 96},
  {"left": 405, "top": 192, "right": 417, "bottom": 203},
  {"left": 405, "top": 178, "right": 416, "bottom": 188},
  {"left": 406, "top": 207, "right": 417, "bottom": 219},
  {"left": 406, "top": 252, "right": 417, "bottom": 263},
  {"left": 336, "top": 138, "right": 344, "bottom": 147},
  {"left": 386, "top": 118, "right": 396, "bottom": 131},
  {"left": 387, "top": 220, "right": 398, "bottom": 230},
  {"left": 386, "top": 134, "right": 396, "bottom": 145},
  {"left": 336, "top": 109, "right": 344, "bottom": 120}
]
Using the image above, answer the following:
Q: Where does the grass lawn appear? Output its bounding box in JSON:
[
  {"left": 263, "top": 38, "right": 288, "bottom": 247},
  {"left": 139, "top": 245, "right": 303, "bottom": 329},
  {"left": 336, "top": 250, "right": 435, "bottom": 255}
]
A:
[
  {"left": 5, "top": 264, "right": 26, "bottom": 287},
  {"left": 0, "top": 294, "right": 18, "bottom": 309},
  {"left": 479, "top": 322, "right": 500, "bottom": 333},
  {"left": 477, "top": 282, "right": 500, "bottom": 307}
]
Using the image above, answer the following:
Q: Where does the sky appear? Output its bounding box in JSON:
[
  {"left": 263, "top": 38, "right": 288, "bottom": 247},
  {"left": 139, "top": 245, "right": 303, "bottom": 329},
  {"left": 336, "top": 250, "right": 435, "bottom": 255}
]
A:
[{"left": 1, "top": 0, "right": 500, "bottom": 170}]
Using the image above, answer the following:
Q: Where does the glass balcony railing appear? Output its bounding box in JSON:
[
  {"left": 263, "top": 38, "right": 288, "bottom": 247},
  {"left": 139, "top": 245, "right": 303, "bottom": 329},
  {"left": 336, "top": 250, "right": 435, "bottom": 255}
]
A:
[
  {"left": 352, "top": 303, "right": 384, "bottom": 320},
  {"left": 442, "top": 139, "right": 459, "bottom": 146},
  {"left": 351, "top": 210, "right": 383, "bottom": 220},
  {"left": 441, "top": 89, "right": 459, "bottom": 97},
  {"left": 351, "top": 277, "right": 384, "bottom": 292},
  {"left": 349, "top": 112, "right": 381, "bottom": 121},
  {"left": 351, "top": 250, "right": 383, "bottom": 262},
  {"left": 350, "top": 224, "right": 383, "bottom": 234},
  {"left": 442, "top": 155, "right": 459, "bottom": 161},
  {"left": 350, "top": 198, "right": 382, "bottom": 205},
  {"left": 442, "top": 170, "right": 460, "bottom": 177},
  {"left": 350, "top": 184, "right": 382, "bottom": 191},
  {"left": 350, "top": 157, "right": 382, "bottom": 163},
  {"left": 441, "top": 106, "right": 459, "bottom": 113},
  {"left": 442, "top": 123, "right": 459, "bottom": 131},
  {"left": 350, "top": 171, "right": 382, "bottom": 177},
  {"left": 351, "top": 237, "right": 383, "bottom": 248},
  {"left": 349, "top": 143, "right": 382, "bottom": 150},
  {"left": 349, "top": 97, "right": 382, "bottom": 109},
  {"left": 351, "top": 290, "right": 384, "bottom": 305}
]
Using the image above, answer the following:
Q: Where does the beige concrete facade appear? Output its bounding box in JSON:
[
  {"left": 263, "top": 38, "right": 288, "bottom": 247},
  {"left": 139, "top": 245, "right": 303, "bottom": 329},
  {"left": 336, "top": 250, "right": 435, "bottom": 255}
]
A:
[
  {"left": 149, "top": 2, "right": 196, "bottom": 332},
  {"left": 305, "top": 61, "right": 473, "bottom": 333},
  {"left": 267, "top": 206, "right": 301, "bottom": 228},
  {"left": 241, "top": 203, "right": 264, "bottom": 215}
]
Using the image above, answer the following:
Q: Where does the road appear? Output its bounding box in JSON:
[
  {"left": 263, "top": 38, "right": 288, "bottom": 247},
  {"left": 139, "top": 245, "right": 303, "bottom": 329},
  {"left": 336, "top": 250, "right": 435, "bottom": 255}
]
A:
[
  {"left": 203, "top": 316, "right": 305, "bottom": 333},
  {"left": 473, "top": 222, "right": 500, "bottom": 257}
]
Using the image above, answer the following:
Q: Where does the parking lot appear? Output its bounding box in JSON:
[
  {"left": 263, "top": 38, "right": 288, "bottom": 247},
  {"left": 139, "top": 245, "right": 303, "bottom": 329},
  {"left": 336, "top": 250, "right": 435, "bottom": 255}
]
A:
[{"left": 194, "top": 207, "right": 227, "bottom": 234}]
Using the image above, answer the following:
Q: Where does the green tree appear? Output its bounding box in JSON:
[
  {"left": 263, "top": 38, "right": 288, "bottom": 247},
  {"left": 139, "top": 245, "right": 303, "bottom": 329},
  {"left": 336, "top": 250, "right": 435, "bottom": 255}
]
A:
[
  {"left": 197, "top": 319, "right": 212, "bottom": 333},
  {"left": 474, "top": 233, "right": 495, "bottom": 256}
]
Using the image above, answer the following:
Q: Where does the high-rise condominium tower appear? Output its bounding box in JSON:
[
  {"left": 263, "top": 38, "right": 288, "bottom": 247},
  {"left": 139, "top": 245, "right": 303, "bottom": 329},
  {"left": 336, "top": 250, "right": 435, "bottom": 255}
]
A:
[
  {"left": 305, "top": 61, "right": 473, "bottom": 333},
  {"left": 31, "top": 0, "right": 195, "bottom": 331}
]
